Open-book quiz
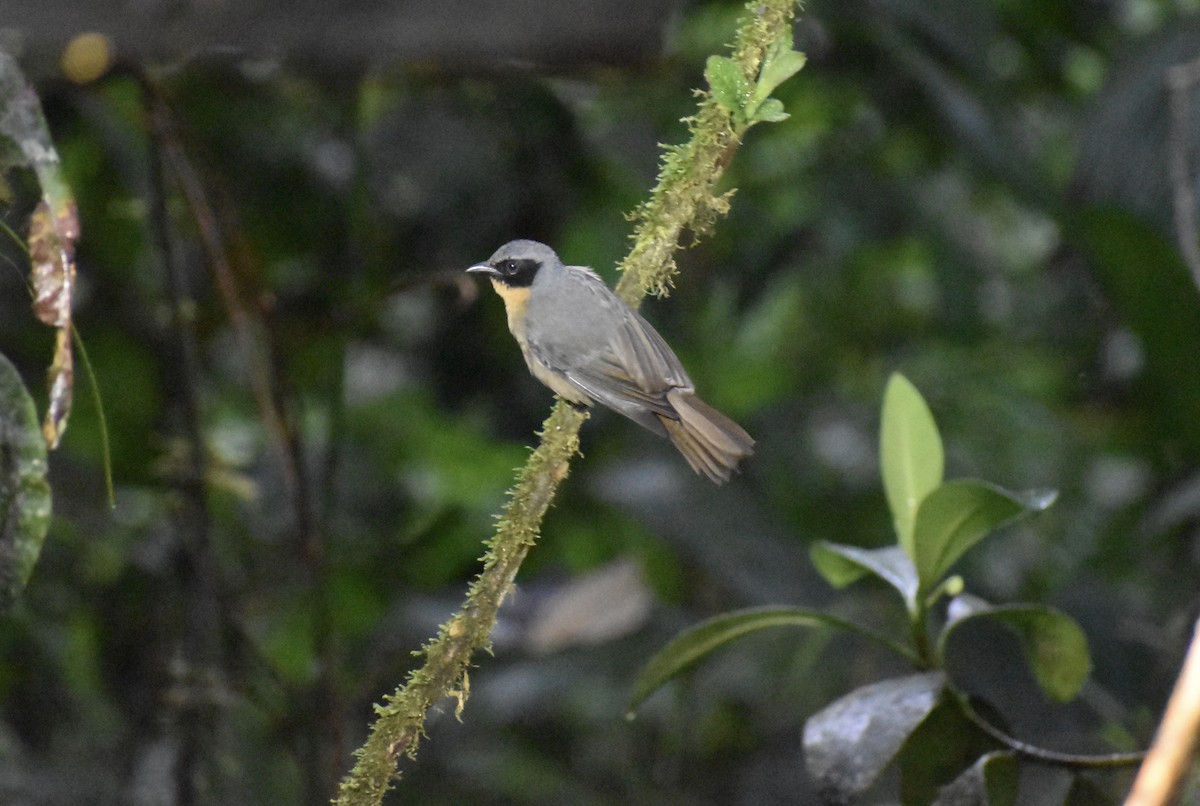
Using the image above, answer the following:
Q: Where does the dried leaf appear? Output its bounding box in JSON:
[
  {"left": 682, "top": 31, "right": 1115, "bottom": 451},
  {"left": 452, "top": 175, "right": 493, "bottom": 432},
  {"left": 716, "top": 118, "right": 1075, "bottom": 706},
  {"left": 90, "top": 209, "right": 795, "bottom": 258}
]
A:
[
  {"left": 29, "top": 199, "right": 78, "bottom": 328},
  {"left": 0, "top": 49, "right": 80, "bottom": 449},
  {"left": 28, "top": 200, "right": 78, "bottom": 447},
  {"left": 42, "top": 326, "right": 74, "bottom": 448}
]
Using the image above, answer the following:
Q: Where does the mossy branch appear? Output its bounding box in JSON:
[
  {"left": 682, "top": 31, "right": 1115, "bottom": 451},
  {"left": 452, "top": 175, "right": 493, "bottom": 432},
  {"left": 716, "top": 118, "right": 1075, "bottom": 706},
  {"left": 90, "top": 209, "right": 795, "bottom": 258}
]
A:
[
  {"left": 334, "top": 2, "right": 800, "bottom": 803},
  {"left": 616, "top": 1, "right": 801, "bottom": 302}
]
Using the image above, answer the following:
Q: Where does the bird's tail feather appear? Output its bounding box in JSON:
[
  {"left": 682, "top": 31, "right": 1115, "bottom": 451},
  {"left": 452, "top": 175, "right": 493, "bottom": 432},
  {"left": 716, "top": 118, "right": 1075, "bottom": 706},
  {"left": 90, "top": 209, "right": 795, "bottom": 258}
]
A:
[{"left": 660, "top": 390, "right": 754, "bottom": 484}]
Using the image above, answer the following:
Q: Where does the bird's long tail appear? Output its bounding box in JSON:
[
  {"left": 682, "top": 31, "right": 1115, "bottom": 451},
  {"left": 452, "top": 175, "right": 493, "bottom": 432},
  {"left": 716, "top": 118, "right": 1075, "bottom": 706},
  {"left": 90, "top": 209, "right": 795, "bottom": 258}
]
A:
[{"left": 659, "top": 389, "right": 755, "bottom": 484}]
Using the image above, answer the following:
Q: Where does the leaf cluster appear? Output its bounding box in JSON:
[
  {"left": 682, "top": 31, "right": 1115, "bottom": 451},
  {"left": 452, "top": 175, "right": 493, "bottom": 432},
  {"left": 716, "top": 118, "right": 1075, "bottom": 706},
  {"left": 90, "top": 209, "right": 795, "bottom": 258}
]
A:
[{"left": 631, "top": 374, "right": 1126, "bottom": 804}]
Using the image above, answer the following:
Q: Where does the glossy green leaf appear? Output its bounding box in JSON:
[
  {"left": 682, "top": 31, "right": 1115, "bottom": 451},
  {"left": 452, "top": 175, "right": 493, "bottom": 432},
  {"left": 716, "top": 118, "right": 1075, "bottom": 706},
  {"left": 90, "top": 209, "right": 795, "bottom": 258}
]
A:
[
  {"left": 705, "top": 55, "right": 750, "bottom": 120},
  {"left": 811, "top": 541, "right": 919, "bottom": 614},
  {"left": 940, "top": 596, "right": 1091, "bottom": 702},
  {"left": 628, "top": 606, "right": 909, "bottom": 711},
  {"left": 804, "top": 672, "right": 945, "bottom": 803},
  {"left": 932, "top": 752, "right": 1018, "bottom": 806},
  {"left": 0, "top": 352, "right": 52, "bottom": 612},
  {"left": 881, "top": 373, "right": 944, "bottom": 556},
  {"left": 912, "top": 480, "right": 1056, "bottom": 592}
]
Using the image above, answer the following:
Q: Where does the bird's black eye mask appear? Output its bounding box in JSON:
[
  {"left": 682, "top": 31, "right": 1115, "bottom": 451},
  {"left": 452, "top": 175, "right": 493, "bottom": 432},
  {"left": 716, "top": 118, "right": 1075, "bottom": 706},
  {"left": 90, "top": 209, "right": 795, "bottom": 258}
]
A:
[{"left": 492, "top": 258, "right": 540, "bottom": 287}]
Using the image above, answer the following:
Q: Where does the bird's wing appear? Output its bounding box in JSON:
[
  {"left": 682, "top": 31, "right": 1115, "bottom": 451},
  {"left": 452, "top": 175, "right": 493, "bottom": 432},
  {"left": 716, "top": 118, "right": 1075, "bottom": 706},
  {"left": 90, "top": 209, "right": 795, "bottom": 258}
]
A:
[
  {"left": 525, "top": 264, "right": 694, "bottom": 425},
  {"left": 608, "top": 304, "right": 693, "bottom": 392},
  {"left": 560, "top": 269, "right": 693, "bottom": 414}
]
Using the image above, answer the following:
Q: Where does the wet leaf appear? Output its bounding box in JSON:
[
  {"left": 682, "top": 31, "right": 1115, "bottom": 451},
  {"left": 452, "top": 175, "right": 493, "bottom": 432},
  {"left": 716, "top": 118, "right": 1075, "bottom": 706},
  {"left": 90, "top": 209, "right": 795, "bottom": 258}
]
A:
[
  {"left": 0, "top": 352, "right": 52, "bottom": 612},
  {"left": 804, "top": 672, "right": 945, "bottom": 802}
]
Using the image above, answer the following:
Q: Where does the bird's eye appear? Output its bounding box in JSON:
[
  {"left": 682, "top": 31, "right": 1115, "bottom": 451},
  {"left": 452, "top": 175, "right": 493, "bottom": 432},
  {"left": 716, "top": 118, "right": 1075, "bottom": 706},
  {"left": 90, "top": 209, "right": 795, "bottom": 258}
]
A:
[{"left": 500, "top": 260, "right": 516, "bottom": 275}]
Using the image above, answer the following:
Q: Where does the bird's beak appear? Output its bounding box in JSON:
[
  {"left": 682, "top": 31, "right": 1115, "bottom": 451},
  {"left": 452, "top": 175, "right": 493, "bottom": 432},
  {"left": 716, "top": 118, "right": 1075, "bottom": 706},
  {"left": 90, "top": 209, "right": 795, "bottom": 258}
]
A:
[{"left": 466, "top": 263, "right": 498, "bottom": 276}]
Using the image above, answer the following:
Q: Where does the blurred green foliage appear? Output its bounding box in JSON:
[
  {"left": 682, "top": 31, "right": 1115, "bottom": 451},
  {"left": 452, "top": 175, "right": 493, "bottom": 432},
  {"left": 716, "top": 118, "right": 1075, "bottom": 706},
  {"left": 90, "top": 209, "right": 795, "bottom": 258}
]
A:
[{"left": 1, "top": 0, "right": 1199, "bottom": 803}]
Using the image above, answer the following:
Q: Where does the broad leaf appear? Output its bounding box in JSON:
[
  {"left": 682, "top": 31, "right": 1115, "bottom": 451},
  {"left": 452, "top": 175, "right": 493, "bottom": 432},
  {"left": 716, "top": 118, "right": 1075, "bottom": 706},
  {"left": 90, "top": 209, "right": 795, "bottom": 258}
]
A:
[
  {"left": 804, "top": 672, "right": 945, "bottom": 802},
  {"left": 629, "top": 606, "right": 906, "bottom": 711},
  {"left": 881, "top": 373, "right": 944, "bottom": 556},
  {"left": 932, "top": 752, "right": 1018, "bottom": 806},
  {"left": 940, "top": 596, "right": 1091, "bottom": 702},
  {"left": 912, "top": 480, "right": 1056, "bottom": 592},
  {"left": 0, "top": 352, "right": 53, "bottom": 611},
  {"left": 811, "top": 541, "right": 919, "bottom": 614}
]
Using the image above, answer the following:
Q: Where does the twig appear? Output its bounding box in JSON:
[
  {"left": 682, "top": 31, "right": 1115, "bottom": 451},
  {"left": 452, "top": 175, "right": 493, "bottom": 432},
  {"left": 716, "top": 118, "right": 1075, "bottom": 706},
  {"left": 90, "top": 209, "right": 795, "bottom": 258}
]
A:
[
  {"left": 333, "top": 2, "right": 801, "bottom": 803},
  {"left": 138, "top": 74, "right": 346, "bottom": 802},
  {"left": 141, "top": 73, "right": 224, "bottom": 806},
  {"left": 1125, "top": 617, "right": 1200, "bottom": 805},
  {"left": 1167, "top": 58, "right": 1200, "bottom": 291},
  {"left": 954, "top": 692, "right": 1145, "bottom": 769},
  {"left": 138, "top": 77, "right": 301, "bottom": 505}
]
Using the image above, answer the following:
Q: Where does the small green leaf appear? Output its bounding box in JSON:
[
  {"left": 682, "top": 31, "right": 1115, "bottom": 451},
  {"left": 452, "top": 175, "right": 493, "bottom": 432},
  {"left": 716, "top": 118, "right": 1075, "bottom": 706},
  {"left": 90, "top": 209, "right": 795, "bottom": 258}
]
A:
[
  {"left": 811, "top": 542, "right": 919, "bottom": 614},
  {"left": 912, "top": 479, "right": 1055, "bottom": 593},
  {"left": 630, "top": 607, "right": 822, "bottom": 710},
  {"left": 932, "top": 752, "right": 1018, "bottom": 806},
  {"left": 749, "top": 98, "right": 789, "bottom": 124},
  {"left": 940, "top": 596, "right": 1091, "bottom": 702},
  {"left": 0, "top": 351, "right": 52, "bottom": 612},
  {"left": 705, "top": 55, "right": 751, "bottom": 121},
  {"left": 629, "top": 606, "right": 913, "bottom": 711},
  {"left": 761, "top": 27, "right": 794, "bottom": 71},
  {"left": 804, "top": 672, "right": 945, "bottom": 803},
  {"left": 756, "top": 46, "right": 807, "bottom": 102},
  {"left": 743, "top": 29, "right": 804, "bottom": 125},
  {"left": 881, "top": 374, "right": 944, "bottom": 557}
]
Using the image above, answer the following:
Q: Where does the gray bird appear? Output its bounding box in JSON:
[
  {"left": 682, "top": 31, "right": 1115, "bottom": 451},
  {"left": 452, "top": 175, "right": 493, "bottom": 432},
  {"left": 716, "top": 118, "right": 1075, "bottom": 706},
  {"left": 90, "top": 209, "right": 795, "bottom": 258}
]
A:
[{"left": 468, "top": 240, "right": 754, "bottom": 483}]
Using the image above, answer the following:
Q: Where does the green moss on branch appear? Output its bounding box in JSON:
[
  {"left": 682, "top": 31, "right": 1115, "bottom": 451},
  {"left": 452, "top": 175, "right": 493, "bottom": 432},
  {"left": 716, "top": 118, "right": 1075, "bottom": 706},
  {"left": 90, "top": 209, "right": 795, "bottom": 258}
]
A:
[{"left": 334, "top": 3, "right": 800, "bottom": 803}]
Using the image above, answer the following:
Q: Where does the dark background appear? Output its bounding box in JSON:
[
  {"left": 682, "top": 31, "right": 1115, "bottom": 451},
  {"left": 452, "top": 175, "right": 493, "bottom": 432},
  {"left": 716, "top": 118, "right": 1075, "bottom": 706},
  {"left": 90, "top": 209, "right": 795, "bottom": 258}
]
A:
[{"left": 1, "top": 0, "right": 1199, "bottom": 803}]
